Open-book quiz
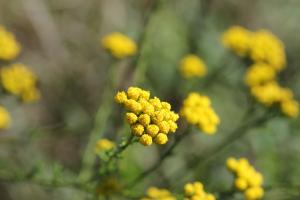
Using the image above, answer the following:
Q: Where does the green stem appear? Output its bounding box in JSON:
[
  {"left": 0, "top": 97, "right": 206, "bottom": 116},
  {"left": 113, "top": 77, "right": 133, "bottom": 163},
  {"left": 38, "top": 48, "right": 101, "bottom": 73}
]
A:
[
  {"left": 127, "top": 124, "right": 191, "bottom": 188},
  {"left": 78, "top": 62, "right": 119, "bottom": 182}
]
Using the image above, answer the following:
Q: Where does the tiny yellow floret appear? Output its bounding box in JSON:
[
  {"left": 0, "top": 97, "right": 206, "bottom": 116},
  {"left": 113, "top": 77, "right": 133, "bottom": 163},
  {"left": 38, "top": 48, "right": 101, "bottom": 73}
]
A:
[
  {"left": 0, "top": 106, "right": 11, "bottom": 129},
  {"left": 101, "top": 32, "right": 137, "bottom": 59},
  {"left": 0, "top": 26, "right": 21, "bottom": 61},
  {"left": 95, "top": 139, "right": 115, "bottom": 153},
  {"left": 179, "top": 54, "right": 207, "bottom": 78}
]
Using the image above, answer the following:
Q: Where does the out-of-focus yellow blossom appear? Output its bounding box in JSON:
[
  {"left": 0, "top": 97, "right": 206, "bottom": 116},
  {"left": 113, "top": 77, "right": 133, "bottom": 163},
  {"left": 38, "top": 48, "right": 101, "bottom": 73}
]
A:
[
  {"left": 226, "top": 157, "right": 264, "bottom": 200},
  {"left": 0, "top": 26, "right": 21, "bottom": 61},
  {"left": 184, "top": 181, "right": 216, "bottom": 200},
  {"left": 222, "top": 26, "right": 253, "bottom": 56},
  {"left": 251, "top": 81, "right": 299, "bottom": 118},
  {"left": 115, "top": 87, "right": 179, "bottom": 146},
  {"left": 251, "top": 82, "right": 289, "bottom": 106},
  {"left": 140, "top": 187, "right": 176, "bottom": 200},
  {"left": 95, "top": 138, "right": 115, "bottom": 153},
  {"left": 97, "top": 177, "right": 121, "bottom": 196},
  {"left": 0, "top": 106, "right": 11, "bottom": 130},
  {"left": 244, "top": 63, "right": 276, "bottom": 87},
  {"left": 249, "top": 30, "right": 286, "bottom": 72},
  {"left": 180, "top": 92, "right": 220, "bottom": 134},
  {"left": 280, "top": 99, "right": 299, "bottom": 118},
  {"left": 0, "top": 63, "right": 40, "bottom": 102},
  {"left": 179, "top": 54, "right": 207, "bottom": 78},
  {"left": 101, "top": 32, "right": 137, "bottom": 59}
]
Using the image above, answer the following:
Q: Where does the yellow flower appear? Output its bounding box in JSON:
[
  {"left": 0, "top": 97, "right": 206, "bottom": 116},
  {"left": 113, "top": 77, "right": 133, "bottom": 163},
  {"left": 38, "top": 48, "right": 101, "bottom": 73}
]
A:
[
  {"left": 280, "top": 99, "right": 299, "bottom": 118},
  {"left": 0, "top": 26, "right": 21, "bottom": 61},
  {"left": 115, "top": 87, "right": 179, "bottom": 146},
  {"left": 0, "top": 63, "right": 40, "bottom": 102},
  {"left": 249, "top": 30, "right": 286, "bottom": 72},
  {"left": 184, "top": 181, "right": 215, "bottom": 200},
  {"left": 141, "top": 187, "right": 176, "bottom": 200},
  {"left": 101, "top": 32, "right": 137, "bottom": 59},
  {"left": 95, "top": 139, "right": 115, "bottom": 153},
  {"left": 180, "top": 92, "right": 220, "bottom": 134},
  {"left": 244, "top": 63, "right": 276, "bottom": 87},
  {"left": 179, "top": 54, "right": 207, "bottom": 78},
  {"left": 222, "top": 26, "right": 253, "bottom": 56},
  {"left": 0, "top": 106, "right": 11, "bottom": 129},
  {"left": 226, "top": 157, "right": 264, "bottom": 200}
]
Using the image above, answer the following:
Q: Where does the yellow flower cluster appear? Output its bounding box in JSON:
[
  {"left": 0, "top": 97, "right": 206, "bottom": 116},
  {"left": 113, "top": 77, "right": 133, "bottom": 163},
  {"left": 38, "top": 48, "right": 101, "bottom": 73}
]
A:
[
  {"left": 0, "top": 26, "right": 21, "bottom": 61},
  {"left": 223, "top": 26, "right": 298, "bottom": 118},
  {"left": 115, "top": 87, "right": 179, "bottom": 146},
  {"left": 140, "top": 187, "right": 176, "bottom": 200},
  {"left": 0, "top": 63, "right": 40, "bottom": 102},
  {"left": 226, "top": 157, "right": 264, "bottom": 200},
  {"left": 0, "top": 106, "right": 11, "bottom": 130},
  {"left": 244, "top": 63, "right": 276, "bottom": 87},
  {"left": 179, "top": 54, "right": 207, "bottom": 78},
  {"left": 101, "top": 32, "right": 137, "bottom": 59},
  {"left": 184, "top": 181, "right": 215, "bottom": 200},
  {"left": 222, "top": 26, "right": 286, "bottom": 71},
  {"left": 180, "top": 92, "right": 220, "bottom": 134},
  {"left": 95, "top": 138, "right": 115, "bottom": 153},
  {"left": 251, "top": 81, "right": 298, "bottom": 117},
  {"left": 222, "top": 26, "right": 252, "bottom": 57}
]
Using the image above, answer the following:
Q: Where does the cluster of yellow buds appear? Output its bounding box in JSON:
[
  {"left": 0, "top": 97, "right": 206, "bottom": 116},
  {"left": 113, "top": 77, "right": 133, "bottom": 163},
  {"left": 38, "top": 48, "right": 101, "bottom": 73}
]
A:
[
  {"left": 140, "top": 187, "right": 176, "bottom": 200},
  {"left": 0, "top": 106, "right": 11, "bottom": 130},
  {"left": 0, "top": 63, "right": 40, "bottom": 102},
  {"left": 222, "top": 26, "right": 298, "bottom": 118},
  {"left": 184, "top": 181, "right": 215, "bottom": 200},
  {"left": 244, "top": 63, "right": 276, "bottom": 87},
  {"left": 179, "top": 54, "right": 207, "bottom": 78},
  {"left": 222, "top": 26, "right": 286, "bottom": 71},
  {"left": 180, "top": 92, "right": 220, "bottom": 134},
  {"left": 251, "top": 82, "right": 298, "bottom": 117},
  {"left": 226, "top": 157, "right": 264, "bottom": 200},
  {"left": 0, "top": 25, "right": 21, "bottom": 61},
  {"left": 115, "top": 87, "right": 179, "bottom": 146},
  {"left": 95, "top": 138, "right": 115, "bottom": 153},
  {"left": 101, "top": 32, "right": 137, "bottom": 59}
]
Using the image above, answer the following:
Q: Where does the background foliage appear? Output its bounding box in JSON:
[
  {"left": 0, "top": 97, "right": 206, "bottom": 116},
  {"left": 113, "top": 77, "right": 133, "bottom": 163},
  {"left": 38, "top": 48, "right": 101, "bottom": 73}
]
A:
[{"left": 0, "top": 0, "right": 300, "bottom": 199}]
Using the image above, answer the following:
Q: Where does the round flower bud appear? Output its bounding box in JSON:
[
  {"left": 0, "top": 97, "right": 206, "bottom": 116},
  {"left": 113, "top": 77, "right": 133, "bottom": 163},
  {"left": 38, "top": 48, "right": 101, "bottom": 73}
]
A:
[
  {"left": 139, "top": 134, "right": 152, "bottom": 146},
  {"left": 158, "top": 121, "right": 170, "bottom": 134},
  {"left": 146, "top": 124, "right": 159, "bottom": 137},
  {"left": 138, "top": 114, "right": 151, "bottom": 126},
  {"left": 131, "top": 123, "right": 144, "bottom": 136},
  {"left": 154, "top": 133, "right": 168, "bottom": 145},
  {"left": 184, "top": 183, "right": 195, "bottom": 197},
  {"left": 235, "top": 177, "right": 248, "bottom": 191},
  {"left": 226, "top": 157, "right": 238, "bottom": 171},
  {"left": 124, "top": 99, "right": 142, "bottom": 113},
  {"left": 127, "top": 87, "right": 141, "bottom": 100},
  {"left": 126, "top": 112, "right": 138, "bottom": 124},
  {"left": 168, "top": 121, "right": 178, "bottom": 133},
  {"left": 115, "top": 91, "right": 127, "bottom": 104}
]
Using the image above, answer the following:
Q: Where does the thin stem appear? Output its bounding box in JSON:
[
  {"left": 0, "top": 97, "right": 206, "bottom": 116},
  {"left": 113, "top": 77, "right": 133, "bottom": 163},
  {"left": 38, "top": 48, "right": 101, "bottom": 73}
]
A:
[
  {"left": 78, "top": 62, "right": 119, "bottom": 182},
  {"left": 127, "top": 125, "right": 190, "bottom": 188}
]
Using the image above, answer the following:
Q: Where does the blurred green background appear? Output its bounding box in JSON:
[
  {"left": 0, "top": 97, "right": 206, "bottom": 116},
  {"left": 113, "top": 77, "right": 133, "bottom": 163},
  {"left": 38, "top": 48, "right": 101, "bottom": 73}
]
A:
[{"left": 0, "top": 0, "right": 300, "bottom": 199}]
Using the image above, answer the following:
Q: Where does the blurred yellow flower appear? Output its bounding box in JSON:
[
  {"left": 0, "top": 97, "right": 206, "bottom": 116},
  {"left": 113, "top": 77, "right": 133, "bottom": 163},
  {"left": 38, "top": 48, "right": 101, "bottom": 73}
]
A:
[
  {"left": 222, "top": 26, "right": 252, "bottom": 56},
  {"left": 244, "top": 63, "right": 276, "bottom": 87},
  {"left": 101, "top": 32, "right": 137, "bottom": 59},
  {"left": 280, "top": 99, "right": 299, "bottom": 118},
  {"left": 97, "top": 177, "right": 121, "bottom": 196},
  {"left": 250, "top": 30, "right": 286, "bottom": 72},
  {"left": 0, "top": 63, "right": 40, "bottom": 102},
  {"left": 0, "top": 26, "right": 21, "bottom": 61},
  {"left": 0, "top": 106, "right": 11, "bottom": 130},
  {"left": 95, "top": 138, "right": 115, "bottom": 153},
  {"left": 184, "top": 181, "right": 215, "bottom": 200},
  {"left": 140, "top": 187, "right": 176, "bottom": 200},
  {"left": 180, "top": 92, "right": 220, "bottom": 134},
  {"left": 115, "top": 87, "right": 179, "bottom": 146},
  {"left": 179, "top": 54, "right": 207, "bottom": 78},
  {"left": 226, "top": 157, "right": 264, "bottom": 200}
]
